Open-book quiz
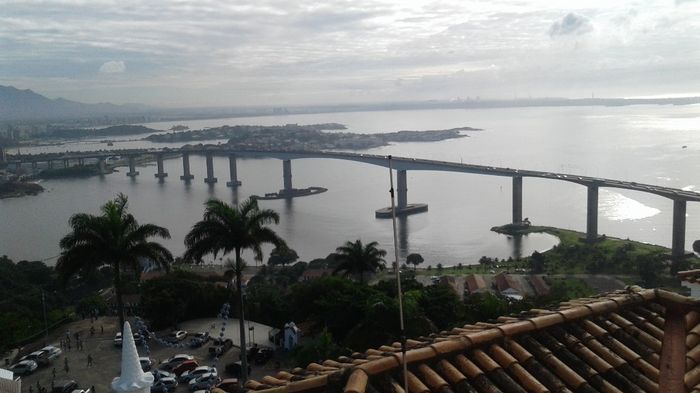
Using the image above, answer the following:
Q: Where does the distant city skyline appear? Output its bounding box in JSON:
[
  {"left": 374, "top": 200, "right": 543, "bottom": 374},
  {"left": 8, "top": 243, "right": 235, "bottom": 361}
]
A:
[{"left": 2, "top": 0, "right": 699, "bottom": 107}]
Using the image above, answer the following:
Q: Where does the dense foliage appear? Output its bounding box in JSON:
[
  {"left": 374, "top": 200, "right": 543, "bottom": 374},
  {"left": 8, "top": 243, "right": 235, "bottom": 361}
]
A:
[
  {"left": 0, "top": 256, "right": 70, "bottom": 353},
  {"left": 140, "top": 270, "right": 232, "bottom": 329}
]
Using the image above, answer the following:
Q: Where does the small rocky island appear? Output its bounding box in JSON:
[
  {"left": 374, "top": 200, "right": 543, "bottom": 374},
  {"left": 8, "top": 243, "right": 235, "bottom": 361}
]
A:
[
  {"left": 0, "top": 180, "right": 43, "bottom": 199},
  {"left": 144, "top": 123, "right": 480, "bottom": 150}
]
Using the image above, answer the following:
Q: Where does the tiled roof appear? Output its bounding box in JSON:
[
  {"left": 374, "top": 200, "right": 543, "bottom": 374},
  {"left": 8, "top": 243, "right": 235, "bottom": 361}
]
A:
[
  {"left": 494, "top": 272, "right": 520, "bottom": 293},
  {"left": 464, "top": 274, "right": 487, "bottom": 293},
  {"left": 244, "top": 286, "right": 700, "bottom": 393}
]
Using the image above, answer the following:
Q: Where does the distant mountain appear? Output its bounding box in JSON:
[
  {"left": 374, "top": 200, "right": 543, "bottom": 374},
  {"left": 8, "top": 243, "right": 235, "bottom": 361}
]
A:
[{"left": 0, "top": 85, "right": 149, "bottom": 121}]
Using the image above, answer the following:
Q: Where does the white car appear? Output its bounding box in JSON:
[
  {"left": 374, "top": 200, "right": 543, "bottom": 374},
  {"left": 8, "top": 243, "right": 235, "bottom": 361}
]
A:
[
  {"left": 166, "top": 330, "right": 188, "bottom": 343},
  {"left": 114, "top": 332, "right": 123, "bottom": 347},
  {"left": 41, "top": 345, "right": 63, "bottom": 360},
  {"left": 10, "top": 360, "right": 38, "bottom": 375},
  {"left": 180, "top": 366, "right": 217, "bottom": 383},
  {"left": 188, "top": 373, "right": 220, "bottom": 391},
  {"left": 20, "top": 350, "right": 49, "bottom": 366}
]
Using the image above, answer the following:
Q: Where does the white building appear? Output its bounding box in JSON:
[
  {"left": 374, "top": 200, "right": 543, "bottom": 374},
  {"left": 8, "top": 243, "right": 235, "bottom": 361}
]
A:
[
  {"left": 283, "top": 322, "right": 300, "bottom": 351},
  {"left": 0, "top": 368, "right": 20, "bottom": 393}
]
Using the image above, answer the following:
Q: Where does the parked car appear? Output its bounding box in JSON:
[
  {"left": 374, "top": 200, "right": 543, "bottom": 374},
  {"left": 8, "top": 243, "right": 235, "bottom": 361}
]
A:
[
  {"left": 41, "top": 345, "right": 63, "bottom": 360},
  {"left": 149, "top": 369, "right": 174, "bottom": 381},
  {"left": 10, "top": 360, "right": 38, "bottom": 375},
  {"left": 20, "top": 350, "right": 50, "bottom": 366},
  {"left": 140, "top": 357, "right": 154, "bottom": 371},
  {"left": 115, "top": 332, "right": 144, "bottom": 347},
  {"left": 51, "top": 380, "right": 78, "bottom": 393},
  {"left": 160, "top": 354, "right": 195, "bottom": 371},
  {"left": 151, "top": 377, "right": 178, "bottom": 393},
  {"left": 189, "top": 332, "right": 210, "bottom": 348},
  {"left": 208, "top": 338, "right": 233, "bottom": 357},
  {"left": 180, "top": 366, "right": 217, "bottom": 383},
  {"left": 254, "top": 347, "right": 274, "bottom": 365},
  {"left": 189, "top": 373, "right": 220, "bottom": 391},
  {"left": 170, "top": 359, "right": 199, "bottom": 376},
  {"left": 214, "top": 379, "right": 240, "bottom": 393},
  {"left": 224, "top": 361, "right": 251, "bottom": 378},
  {"left": 165, "top": 330, "right": 188, "bottom": 343}
]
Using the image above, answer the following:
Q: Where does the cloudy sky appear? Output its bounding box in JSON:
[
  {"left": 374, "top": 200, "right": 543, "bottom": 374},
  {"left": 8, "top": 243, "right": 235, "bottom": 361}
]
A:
[{"left": 2, "top": 0, "right": 699, "bottom": 106}]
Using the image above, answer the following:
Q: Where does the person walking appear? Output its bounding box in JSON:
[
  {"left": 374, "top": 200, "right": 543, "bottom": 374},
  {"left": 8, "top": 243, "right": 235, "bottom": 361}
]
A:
[
  {"left": 64, "top": 357, "right": 69, "bottom": 374},
  {"left": 87, "top": 354, "right": 93, "bottom": 367},
  {"left": 52, "top": 367, "right": 56, "bottom": 379}
]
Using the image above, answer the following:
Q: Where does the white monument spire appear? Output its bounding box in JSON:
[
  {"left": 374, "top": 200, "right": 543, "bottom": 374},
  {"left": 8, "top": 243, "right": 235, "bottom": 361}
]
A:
[{"left": 111, "top": 322, "right": 154, "bottom": 393}]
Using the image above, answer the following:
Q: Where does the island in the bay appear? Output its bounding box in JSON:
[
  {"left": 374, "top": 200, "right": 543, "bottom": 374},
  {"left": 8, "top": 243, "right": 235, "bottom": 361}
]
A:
[{"left": 144, "top": 123, "right": 480, "bottom": 150}]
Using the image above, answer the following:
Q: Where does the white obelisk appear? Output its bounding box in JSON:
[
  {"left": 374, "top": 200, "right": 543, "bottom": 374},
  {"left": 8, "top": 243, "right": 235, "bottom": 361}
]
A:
[{"left": 111, "top": 322, "right": 154, "bottom": 393}]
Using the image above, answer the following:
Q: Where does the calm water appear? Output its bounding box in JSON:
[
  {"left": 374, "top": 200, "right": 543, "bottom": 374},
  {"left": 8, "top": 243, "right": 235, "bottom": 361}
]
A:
[{"left": 3, "top": 105, "right": 700, "bottom": 265}]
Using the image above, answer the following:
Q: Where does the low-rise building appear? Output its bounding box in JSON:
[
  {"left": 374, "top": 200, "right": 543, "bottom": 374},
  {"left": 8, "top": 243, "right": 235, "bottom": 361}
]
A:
[{"left": 464, "top": 274, "right": 487, "bottom": 294}]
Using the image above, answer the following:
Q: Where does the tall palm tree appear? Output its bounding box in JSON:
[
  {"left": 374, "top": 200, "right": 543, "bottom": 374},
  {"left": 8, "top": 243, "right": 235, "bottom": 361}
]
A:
[
  {"left": 184, "top": 197, "right": 285, "bottom": 382},
  {"left": 333, "top": 240, "right": 387, "bottom": 284},
  {"left": 56, "top": 193, "right": 173, "bottom": 328}
]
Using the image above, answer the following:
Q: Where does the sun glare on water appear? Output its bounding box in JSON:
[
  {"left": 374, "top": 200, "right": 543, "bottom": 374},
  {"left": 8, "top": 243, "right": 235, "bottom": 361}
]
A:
[{"left": 599, "top": 190, "right": 661, "bottom": 221}]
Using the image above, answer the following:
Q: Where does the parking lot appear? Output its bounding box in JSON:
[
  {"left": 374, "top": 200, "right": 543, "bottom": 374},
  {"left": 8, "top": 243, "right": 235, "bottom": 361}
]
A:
[{"left": 13, "top": 316, "right": 278, "bottom": 393}]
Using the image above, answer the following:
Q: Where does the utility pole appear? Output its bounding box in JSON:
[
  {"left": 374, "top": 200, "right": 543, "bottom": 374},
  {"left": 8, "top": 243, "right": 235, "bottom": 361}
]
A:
[{"left": 42, "top": 289, "right": 48, "bottom": 340}]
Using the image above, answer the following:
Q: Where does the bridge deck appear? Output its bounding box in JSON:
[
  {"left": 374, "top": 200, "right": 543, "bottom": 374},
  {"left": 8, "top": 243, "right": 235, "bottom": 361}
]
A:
[{"left": 8, "top": 148, "right": 700, "bottom": 202}]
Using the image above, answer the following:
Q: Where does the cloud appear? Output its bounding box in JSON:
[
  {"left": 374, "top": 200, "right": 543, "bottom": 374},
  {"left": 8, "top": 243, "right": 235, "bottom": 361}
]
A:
[
  {"left": 549, "top": 13, "right": 593, "bottom": 37},
  {"left": 99, "top": 60, "right": 126, "bottom": 74}
]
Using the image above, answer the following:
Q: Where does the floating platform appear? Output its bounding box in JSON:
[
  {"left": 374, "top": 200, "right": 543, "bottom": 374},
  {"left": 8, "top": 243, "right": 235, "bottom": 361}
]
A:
[
  {"left": 375, "top": 203, "right": 428, "bottom": 218},
  {"left": 253, "top": 186, "right": 327, "bottom": 200}
]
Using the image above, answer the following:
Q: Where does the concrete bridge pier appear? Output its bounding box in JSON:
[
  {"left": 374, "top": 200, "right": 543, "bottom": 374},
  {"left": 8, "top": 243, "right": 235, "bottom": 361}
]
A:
[
  {"left": 226, "top": 154, "right": 241, "bottom": 187},
  {"left": 97, "top": 158, "right": 107, "bottom": 175},
  {"left": 283, "top": 159, "right": 293, "bottom": 191},
  {"left": 126, "top": 156, "right": 139, "bottom": 177},
  {"left": 375, "top": 169, "right": 428, "bottom": 218},
  {"left": 180, "top": 152, "right": 194, "bottom": 181},
  {"left": 31, "top": 161, "right": 37, "bottom": 170},
  {"left": 204, "top": 152, "right": 217, "bottom": 184},
  {"left": 397, "top": 169, "right": 408, "bottom": 209},
  {"left": 672, "top": 199, "right": 687, "bottom": 258},
  {"left": 78, "top": 158, "right": 84, "bottom": 166},
  {"left": 48, "top": 160, "right": 54, "bottom": 169},
  {"left": 154, "top": 153, "right": 168, "bottom": 179},
  {"left": 63, "top": 159, "right": 69, "bottom": 168},
  {"left": 512, "top": 176, "right": 523, "bottom": 224},
  {"left": 586, "top": 185, "right": 599, "bottom": 242}
]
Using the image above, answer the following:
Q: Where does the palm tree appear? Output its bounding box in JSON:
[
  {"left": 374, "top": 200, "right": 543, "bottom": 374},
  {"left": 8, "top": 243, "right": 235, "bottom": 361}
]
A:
[
  {"left": 184, "top": 197, "right": 285, "bottom": 382},
  {"left": 333, "top": 240, "right": 387, "bottom": 284},
  {"left": 56, "top": 193, "right": 173, "bottom": 328}
]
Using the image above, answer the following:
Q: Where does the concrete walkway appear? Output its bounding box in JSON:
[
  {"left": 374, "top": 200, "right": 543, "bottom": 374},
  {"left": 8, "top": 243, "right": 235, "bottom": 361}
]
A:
[{"left": 177, "top": 318, "right": 276, "bottom": 348}]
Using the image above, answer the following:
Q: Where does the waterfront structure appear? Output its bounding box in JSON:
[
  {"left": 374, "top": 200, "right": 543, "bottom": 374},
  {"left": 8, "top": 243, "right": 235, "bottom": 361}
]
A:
[
  {"left": 242, "top": 286, "right": 700, "bottom": 393},
  {"left": 7, "top": 148, "right": 700, "bottom": 258}
]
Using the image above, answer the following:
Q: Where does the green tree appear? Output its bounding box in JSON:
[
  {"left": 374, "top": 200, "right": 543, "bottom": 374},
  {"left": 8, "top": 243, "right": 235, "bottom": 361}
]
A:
[
  {"left": 56, "top": 193, "right": 172, "bottom": 328},
  {"left": 268, "top": 246, "right": 299, "bottom": 267},
  {"left": 406, "top": 253, "right": 424, "bottom": 270},
  {"left": 184, "top": 197, "right": 285, "bottom": 382},
  {"left": 529, "top": 251, "right": 545, "bottom": 273},
  {"left": 333, "top": 240, "right": 387, "bottom": 284}
]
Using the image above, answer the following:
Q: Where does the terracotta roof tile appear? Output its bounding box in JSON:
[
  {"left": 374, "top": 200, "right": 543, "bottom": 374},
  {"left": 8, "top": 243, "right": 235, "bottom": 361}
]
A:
[{"left": 247, "top": 287, "right": 700, "bottom": 393}]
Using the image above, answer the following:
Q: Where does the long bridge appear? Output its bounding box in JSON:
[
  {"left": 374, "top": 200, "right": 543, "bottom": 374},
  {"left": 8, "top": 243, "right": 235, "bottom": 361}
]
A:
[{"left": 6, "top": 147, "right": 699, "bottom": 258}]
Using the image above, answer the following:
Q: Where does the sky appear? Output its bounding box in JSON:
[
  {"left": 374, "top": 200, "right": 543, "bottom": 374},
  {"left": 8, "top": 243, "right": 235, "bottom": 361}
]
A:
[{"left": 2, "top": 0, "right": 700, "bottom": 107}]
